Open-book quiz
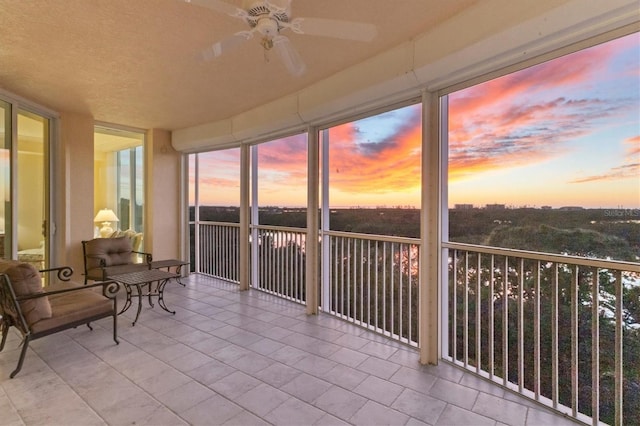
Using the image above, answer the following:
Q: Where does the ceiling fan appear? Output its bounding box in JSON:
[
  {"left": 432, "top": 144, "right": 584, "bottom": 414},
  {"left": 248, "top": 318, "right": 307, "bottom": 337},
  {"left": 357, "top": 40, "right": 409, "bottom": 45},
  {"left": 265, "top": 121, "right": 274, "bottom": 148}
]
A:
[{"left": 185, "top": 0, "right": 378, "bottom": 76}]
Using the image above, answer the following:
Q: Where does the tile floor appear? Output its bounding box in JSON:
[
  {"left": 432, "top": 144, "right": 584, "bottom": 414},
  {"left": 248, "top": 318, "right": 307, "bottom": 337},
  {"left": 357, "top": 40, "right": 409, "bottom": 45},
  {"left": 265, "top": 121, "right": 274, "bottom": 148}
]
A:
[{"left": 0, "top": 274, "right": 580, "bottom": 425}]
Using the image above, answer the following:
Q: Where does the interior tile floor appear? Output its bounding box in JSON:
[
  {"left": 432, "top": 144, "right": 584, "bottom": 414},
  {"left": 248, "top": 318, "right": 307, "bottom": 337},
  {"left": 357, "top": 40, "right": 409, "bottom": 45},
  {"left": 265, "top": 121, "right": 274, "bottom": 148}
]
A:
[{"left": 1, "top": 274, "right": 579, "bottom": 426}]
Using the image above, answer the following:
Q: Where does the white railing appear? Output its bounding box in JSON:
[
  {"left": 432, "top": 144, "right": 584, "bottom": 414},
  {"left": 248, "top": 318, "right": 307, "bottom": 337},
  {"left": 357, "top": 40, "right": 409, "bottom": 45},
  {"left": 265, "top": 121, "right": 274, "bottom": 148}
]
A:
[
  {"left": 325, "top": 231, "right": 420, "bottom": 347},
  {"left": 251, "top": 225, "right": 306, "bottom": 304},
  {"left": 197, "top": 221, "right": 240, "bottom": 283},
  {"left": 195, "top": 222, "right": 420, "bottom": 346},
  {"left": 442, "top": 241, "right": 640, "bottom": 425}
]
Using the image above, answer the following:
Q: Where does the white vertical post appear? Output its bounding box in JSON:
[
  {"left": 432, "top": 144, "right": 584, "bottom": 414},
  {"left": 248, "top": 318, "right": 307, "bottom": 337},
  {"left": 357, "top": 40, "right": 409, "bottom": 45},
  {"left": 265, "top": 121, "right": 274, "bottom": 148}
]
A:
[
  {"left": 440, "top": 96, "right": 450, "bottom": 361},
  {"left": 239, "top": 144, "right": 250, "bottom": 291},
  {"left": 194, "top": 154, "right": 200, "bottom": 273},
  {"left": 321, "top": 129, "right": 331, "bottom": 313},
  {"left": 251, "top": 146, "right": 259, "bottom": 289},
  {"left": 420, "top": 90, "right": 441, "bottom": 365},
  {"left": 306, "top": 128, "right": 319, "bottom": 314}
]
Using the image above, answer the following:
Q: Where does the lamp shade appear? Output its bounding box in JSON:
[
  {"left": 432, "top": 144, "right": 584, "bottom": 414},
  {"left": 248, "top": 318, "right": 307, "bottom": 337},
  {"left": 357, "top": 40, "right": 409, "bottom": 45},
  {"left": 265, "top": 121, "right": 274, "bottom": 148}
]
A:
[{"left": 94, "top": 208, "right": 119, "bottom": 223}]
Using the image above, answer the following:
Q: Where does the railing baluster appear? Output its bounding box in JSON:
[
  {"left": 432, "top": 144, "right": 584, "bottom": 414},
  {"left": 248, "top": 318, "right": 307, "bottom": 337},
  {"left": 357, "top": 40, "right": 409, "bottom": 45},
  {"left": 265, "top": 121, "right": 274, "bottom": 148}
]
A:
[
  {"left": 335, "top": 235, "right": 340, "bottom": 315},
  {"left": 278, "top": 231, "right": 282, "bottom": 297},
  {"left": 591, "top": 266, "right": 599, "bottom": 426},
  {"left": 341, "top": 236, "right": 345, "bottom": 318},
  {"left": 571, "top": 265, "right": 579, "bottom": 417},
  {"left": 452, "top": 249, "right": 458, "bottom": 362},
  {"left": 489, "top": 253, "right": 494, "bottom": 378},
  {"left": 347, "top": 237, "right": 352, "bottom": 321},
  {"left": 367, "top": 240, "right": 371, "bottom": 328},
  {"left": 552, "top": 262, "right": 559, "bottom": 409},
  {"left": 281, "top": 231, "right": 286, "bottom": 297},
  {"left": 360, "top": 239, "right": 364, "bottom": 324},
  {"left": 224, "top": 225, "right": 228, "bottom": 280},
  {"left": 382, "top": 243, "right": 387, "bottom": 334},
  {"left": 375, "top": 241, "right": 379, "bottom": 331},
  {"left": 259, "top": 230, "right": 264, "bottom": 289},
  {"left": 534, "top": 260, "right": 541, "bottom": 400},
  {"left": 407, "top": 243, "right": 412, "bottom": 343},
  {"left": 614, "top": 270, "right": 623, "bottom": 426},
  {"left": 518, "top": 258, "right": 524, "bottom": 392},
  {"left": 464, "top": 251, "right": 469, "bottom": 368},
  {"left": 400, "top": 243, "right": 404, "bottom": 343},
  {"left": 391, "top": 242, "right": 395, "bottom": 338},
  {"left": 298, "top": 232, "right": 301, "bottom": 301},
  {"left": 503, "top": 255, "right": 509, "bottom": 387},
  {"left": 476, "top": 252, "right": 482, "bottom": 373}
]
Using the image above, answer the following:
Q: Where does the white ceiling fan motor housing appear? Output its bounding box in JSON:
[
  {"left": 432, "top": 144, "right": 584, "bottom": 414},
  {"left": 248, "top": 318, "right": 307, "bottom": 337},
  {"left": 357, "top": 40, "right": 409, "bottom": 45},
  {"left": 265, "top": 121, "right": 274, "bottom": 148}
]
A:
[
  {"left": 256, "top": 17, "right": 279, "bottom": 37},
  {"left": 243, "top": 1, "right": 291, "bottom": 24}
]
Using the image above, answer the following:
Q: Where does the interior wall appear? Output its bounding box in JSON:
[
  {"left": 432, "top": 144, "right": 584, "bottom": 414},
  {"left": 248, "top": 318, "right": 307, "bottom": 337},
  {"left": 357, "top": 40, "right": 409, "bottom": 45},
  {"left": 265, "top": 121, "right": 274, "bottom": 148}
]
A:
[
  {"left": 57, "top": 112, "right": 94, "bottom": 272},
  {"left": 93, "top": 151, "right": 108, "bottom": 218},
  {"left": 146, "top": 128, "right": 180, "bottom": 260}
]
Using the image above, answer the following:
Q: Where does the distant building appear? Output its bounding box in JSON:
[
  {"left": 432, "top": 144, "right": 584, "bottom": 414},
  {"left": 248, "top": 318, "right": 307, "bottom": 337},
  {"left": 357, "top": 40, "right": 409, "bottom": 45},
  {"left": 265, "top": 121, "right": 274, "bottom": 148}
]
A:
[
  {"left": 454, "top": 204, "right": 474, "bottom": 210},
  {"left": 485, "top": 204, "right": 506, "bottom": 210},
  {"left": 558, "top": 206, "right": 585, "bottom": 211},
  {"left": 541, "top": 206, "right": 552, "bottom": 210}
]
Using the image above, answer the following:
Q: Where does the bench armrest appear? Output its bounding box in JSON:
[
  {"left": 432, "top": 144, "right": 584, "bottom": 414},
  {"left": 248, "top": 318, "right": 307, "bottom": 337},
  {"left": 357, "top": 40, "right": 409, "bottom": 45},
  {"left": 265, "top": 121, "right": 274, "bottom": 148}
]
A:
[
  {"left": 16, "top": 280, "right": 121, "bottom": 300},
  {"left": 39, "top": 266, "right": 74, "bottom": 281},
  {"left": 133, "top": 251, "right": 153, "bottom": 264}
]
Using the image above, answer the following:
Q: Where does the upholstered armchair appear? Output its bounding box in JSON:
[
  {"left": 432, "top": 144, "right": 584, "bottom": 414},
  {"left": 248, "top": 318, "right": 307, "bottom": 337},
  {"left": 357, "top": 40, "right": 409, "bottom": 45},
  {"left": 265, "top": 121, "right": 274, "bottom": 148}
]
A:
[{"left": 82, "top": 237, "right": 152, "bottom": 284}]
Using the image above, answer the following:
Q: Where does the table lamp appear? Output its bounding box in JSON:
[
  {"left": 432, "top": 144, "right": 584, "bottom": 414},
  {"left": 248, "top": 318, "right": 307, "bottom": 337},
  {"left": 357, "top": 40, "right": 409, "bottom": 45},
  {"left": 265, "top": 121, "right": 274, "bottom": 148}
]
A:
[{"left": 94, "top": 208, "right": 119, "bottom": 238}]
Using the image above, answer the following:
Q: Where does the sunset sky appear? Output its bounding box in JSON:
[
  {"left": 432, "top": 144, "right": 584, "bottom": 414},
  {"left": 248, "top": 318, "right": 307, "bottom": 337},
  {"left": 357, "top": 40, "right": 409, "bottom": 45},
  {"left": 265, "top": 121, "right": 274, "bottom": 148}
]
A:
[{"left": 191, "top": 32, "right": 639, "bottom": 209}]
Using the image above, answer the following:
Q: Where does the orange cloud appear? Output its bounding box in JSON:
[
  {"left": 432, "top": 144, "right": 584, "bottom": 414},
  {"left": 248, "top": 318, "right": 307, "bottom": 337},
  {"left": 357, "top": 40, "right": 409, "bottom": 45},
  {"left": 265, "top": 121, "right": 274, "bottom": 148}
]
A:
[{"left": 327, "top": 108, "right": 422, "bottom": 194}]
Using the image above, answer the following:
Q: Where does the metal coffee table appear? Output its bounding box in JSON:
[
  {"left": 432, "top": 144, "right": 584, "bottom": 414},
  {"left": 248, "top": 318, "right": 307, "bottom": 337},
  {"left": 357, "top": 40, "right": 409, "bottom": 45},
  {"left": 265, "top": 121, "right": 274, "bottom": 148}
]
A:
[{"left": 107, "top": 269, "right": 179, "bottom": 326}]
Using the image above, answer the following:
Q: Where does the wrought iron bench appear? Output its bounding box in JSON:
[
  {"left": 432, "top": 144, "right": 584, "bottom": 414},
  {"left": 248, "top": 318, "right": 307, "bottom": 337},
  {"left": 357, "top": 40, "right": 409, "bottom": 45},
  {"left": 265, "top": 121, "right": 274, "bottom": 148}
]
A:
[{"left": 0, "top": 260, "right": 120, "bottom": 378}]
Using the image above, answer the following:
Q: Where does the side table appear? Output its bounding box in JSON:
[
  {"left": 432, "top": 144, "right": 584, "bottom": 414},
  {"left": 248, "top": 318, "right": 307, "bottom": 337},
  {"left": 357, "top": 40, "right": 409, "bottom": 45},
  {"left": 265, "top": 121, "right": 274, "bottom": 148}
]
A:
[{"left": 149, "top": 259, "right": 190, "bottom": 286}]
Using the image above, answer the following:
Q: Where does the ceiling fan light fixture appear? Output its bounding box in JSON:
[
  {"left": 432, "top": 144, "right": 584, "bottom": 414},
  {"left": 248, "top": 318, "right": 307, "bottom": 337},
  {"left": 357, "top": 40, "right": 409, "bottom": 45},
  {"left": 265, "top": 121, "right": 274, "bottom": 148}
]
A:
[{"left": 261, "top": 36, "right": 274, "bottom": 50}]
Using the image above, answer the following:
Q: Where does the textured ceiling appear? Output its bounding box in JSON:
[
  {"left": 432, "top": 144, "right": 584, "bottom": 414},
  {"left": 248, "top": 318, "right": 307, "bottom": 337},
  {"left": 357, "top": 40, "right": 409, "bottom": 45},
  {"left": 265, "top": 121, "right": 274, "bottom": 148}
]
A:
[{"left": 0, "top": 0, "right": 477, "bottom": 131}]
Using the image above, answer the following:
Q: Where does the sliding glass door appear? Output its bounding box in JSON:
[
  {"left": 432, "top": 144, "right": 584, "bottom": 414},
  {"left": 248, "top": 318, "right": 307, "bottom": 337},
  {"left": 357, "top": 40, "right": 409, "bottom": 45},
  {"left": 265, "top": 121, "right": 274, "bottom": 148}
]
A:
[
  {"left": 0, "top": 100, "right": 10, "bottom": 259},
  {"left": 0, "top": 100, "right": 50, "bottom": 270}
]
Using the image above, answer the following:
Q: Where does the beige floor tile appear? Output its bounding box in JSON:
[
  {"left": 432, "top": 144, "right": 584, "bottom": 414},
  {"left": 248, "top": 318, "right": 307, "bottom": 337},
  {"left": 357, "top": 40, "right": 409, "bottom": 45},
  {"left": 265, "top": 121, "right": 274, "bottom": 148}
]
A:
[
  {"left": 391, "top": 387, "right": 447, "bottom": 424},
  {"left": 436, "top": 404, "right": 496, "bottom": 426},
  {"left": 350, "top": 400, "right": 410, "bottom": 426},
  {"left": 0, "top": 275, "right": 575, "bottom": 426}
]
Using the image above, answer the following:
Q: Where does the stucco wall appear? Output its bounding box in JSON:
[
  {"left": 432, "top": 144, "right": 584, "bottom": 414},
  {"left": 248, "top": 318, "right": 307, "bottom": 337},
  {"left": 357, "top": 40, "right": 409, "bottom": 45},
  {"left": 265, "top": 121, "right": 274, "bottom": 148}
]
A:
[
  {"left": 146, "top": 128, "right": 180, "bottom": 261},
  {"left": 57, "top": 112, "right": 94, "bottom": 273}
]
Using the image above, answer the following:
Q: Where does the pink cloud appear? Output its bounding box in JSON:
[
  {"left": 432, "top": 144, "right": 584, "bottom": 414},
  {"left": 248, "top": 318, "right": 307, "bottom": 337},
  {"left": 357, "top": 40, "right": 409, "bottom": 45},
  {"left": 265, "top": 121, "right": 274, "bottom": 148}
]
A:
[
  {"left": 570, "top": 135, "right": 640, "bottom": 183},
  {"left": 447, "top": 35, "right": 637, "bottom": 182},
  {"left": 625, "top": 135, "right": 640, "bottom": 156}
]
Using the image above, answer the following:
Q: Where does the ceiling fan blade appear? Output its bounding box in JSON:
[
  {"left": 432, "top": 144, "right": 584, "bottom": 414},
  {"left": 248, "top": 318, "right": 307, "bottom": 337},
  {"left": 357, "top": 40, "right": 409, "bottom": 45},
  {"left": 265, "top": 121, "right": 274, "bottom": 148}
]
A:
[
  {"left": 272, "top": 35, "right": 306, "bottom": 77},
  {"left": 201, "top": 31, "right": 254, "bottom": 61},
  {"left": 183, "top": 0, "right": 248, "bottom": 20},
  {"left": 286, "top": 17, "right": 377, "bottom": 42}
]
